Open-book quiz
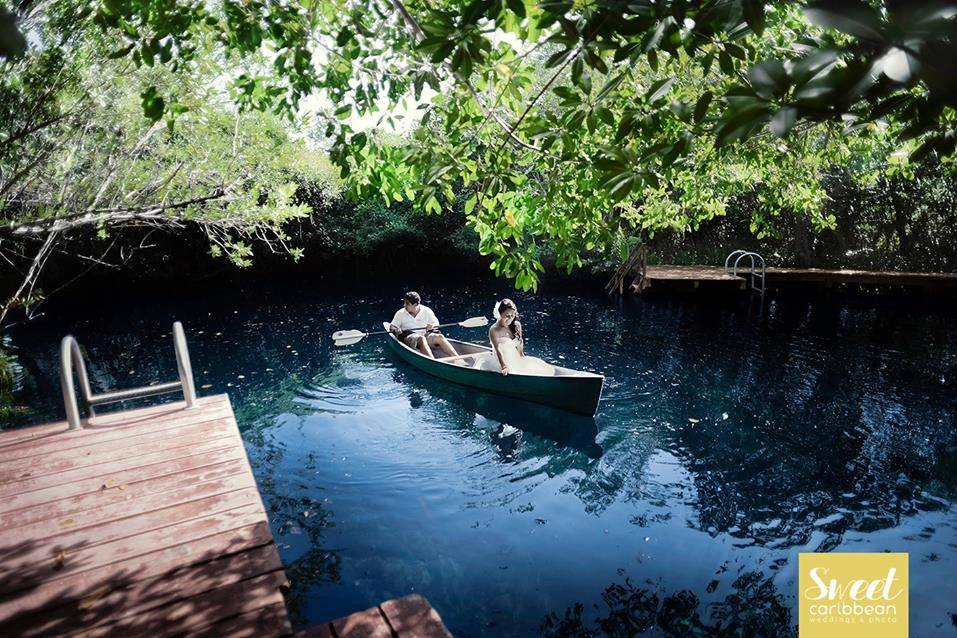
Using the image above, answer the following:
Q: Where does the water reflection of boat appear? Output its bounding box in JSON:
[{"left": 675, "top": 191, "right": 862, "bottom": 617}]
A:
[
  {"left": 382, "top": 322, "right": 604, "bottom": 416},
  {"left": 393, "top": 369, "right": 603, "bottom": 460}
]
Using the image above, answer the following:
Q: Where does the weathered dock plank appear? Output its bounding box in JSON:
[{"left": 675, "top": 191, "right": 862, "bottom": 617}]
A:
[
  {"left": 297, "top": 594, "right": 453, "bottom": 638},
  {"left": 0, "top": 395, "right": 293, "bottom": 637},
  {"left": 381, "top": 594, "right": 454, "bottom": 637}
]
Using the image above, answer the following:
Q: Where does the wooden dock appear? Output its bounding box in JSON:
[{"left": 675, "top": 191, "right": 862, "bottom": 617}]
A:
[
  {"left": 634, "top": 265, "right": 957, "bottom": 294},
  {"left": 0, "top": 395, "right": 292, "bottom": 637},
  {"left": 0, "top": 394, "right": 452, "bottom": 637}
]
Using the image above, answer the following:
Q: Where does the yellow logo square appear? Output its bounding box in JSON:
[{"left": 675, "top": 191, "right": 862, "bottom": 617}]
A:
[{"left": 799, "top": 552, "right": 908, "bottom": 638}]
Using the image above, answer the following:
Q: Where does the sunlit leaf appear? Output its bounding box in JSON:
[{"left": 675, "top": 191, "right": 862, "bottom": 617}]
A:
[{"left": 878, "top": 47, "right": 920, "bottom": 83}]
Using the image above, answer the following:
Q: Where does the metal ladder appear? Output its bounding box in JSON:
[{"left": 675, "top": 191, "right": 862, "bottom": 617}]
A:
[
  {"left": 59, "top": 321, "right": 197, "bottom": 430},
  {"left": 724, "top": 250, "right": 766, "bottom": 294}
]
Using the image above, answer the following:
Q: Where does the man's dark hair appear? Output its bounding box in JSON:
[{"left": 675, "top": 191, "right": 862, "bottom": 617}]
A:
[{"left": 404, "top": 291, "right": 421, "bottom": 305}]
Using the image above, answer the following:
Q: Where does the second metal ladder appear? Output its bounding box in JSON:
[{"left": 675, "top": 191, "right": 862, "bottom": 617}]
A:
[{"left": 724, "top": 250, "right": 766, "bottom": 294}]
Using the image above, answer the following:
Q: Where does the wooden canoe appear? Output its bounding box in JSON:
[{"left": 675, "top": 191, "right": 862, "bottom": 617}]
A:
[{"left": 382, "top": 323, "right": 604, "bottom": 416}]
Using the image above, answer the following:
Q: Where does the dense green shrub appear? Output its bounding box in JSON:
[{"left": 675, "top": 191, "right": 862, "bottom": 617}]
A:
[
  {"left": 637, "top": 164, "right": 957, "bottom": 272},
  {"left": 0, "top": 344, "right": 25, "bottom": 422},
  {"left": 291, "top": 185, "right": 480, "bottom": 264}
]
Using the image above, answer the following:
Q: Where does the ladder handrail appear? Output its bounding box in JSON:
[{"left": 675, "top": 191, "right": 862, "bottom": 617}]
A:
[
  {"left": 59, "top": 336, "right": 95, "bottom": 430},
  {"left": 59, "top": 321, "right": 197, "bottom": 430},
  {"left": 725, "top": 250, "right": 767, "bottom": 293},
  {"left": 173, "top": 322, "right": 197, "bottom": 406},
  {"left": 724, "top": 250, "right": 750, "bottom": 273}
]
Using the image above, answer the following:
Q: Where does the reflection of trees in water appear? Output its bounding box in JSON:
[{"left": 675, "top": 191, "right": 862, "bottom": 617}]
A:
[
  {"left": 266, "top": 492, "right": 342, "bottom": 625},
  {"left": 531, "top": 298, "right": 957, "bottom": 549},
  {"left": 226, "top": 356, "right": 353, "bottom": 626},
  {"left": 541, "top": 572, "right": 795, "bottom": 638},
  {"left": 670, "top": 301, "right": 954, "bottom": 548}
]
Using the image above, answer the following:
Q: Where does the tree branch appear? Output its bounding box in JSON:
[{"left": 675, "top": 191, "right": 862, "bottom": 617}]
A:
[
  {"left": 89, "top": 120, "right": 164, "bottom": 210},
  {"left": 0, "top": 229, "right": 58, "bottom": 326},
  {"left": 1, "top": 110, "right": 75, "bottom": 148},
  {"left": 6, "top": 190, "right": 226, "bottom": 236},
  {"left": 388, "top": 0, "right": 542, "bottom": 153}
]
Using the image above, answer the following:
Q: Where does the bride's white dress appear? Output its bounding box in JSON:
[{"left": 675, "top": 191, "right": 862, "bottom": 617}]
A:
[{"left": 473, "top": 338, "right": 554, "bottom": 376}]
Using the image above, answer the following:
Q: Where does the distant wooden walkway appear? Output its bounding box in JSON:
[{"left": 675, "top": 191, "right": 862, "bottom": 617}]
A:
[
  {"left": 635, "top": 265, "right": 957, "bottom": 294},
  {"left": 0, "top": 395, "right": 292, "bottom": 637},
  {"left": 0, "top": 394, "right": 454, "bottom": 637}
]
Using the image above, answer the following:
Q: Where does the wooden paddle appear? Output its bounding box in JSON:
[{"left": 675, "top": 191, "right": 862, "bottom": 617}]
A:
[{"left": 332, "top": 316, "right": 489, "bottom": 347}]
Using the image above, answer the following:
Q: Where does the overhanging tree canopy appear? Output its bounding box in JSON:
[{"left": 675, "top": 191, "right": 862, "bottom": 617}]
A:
[{"left": 2, "top": 0, "right": 955, "bottom": 290}]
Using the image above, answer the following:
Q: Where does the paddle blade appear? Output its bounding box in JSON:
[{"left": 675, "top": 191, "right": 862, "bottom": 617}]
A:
[
  {"left": 457, "top": 316, "right": 489, "bottom": 328},
  {"left": 332, "top": 329, "right": 366, "bottom": 346}
]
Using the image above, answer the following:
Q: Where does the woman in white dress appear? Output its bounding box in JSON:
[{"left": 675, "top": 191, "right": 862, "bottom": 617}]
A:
[{"left": 474, "top": 299, "right": 554, "bottom": 376}]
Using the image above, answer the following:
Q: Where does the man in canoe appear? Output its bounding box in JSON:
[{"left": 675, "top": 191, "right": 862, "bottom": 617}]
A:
[{"left": 389, "top": 291, "right": 459, "bottom": 359}]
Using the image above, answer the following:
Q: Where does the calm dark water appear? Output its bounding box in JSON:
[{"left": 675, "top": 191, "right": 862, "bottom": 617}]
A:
[{"left": 5, "top": 278, "right": 957, "bottom": 636}]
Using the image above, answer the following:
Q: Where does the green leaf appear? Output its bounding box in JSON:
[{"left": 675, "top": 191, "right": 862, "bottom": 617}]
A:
[
  {"left": 714, "top": 105, "right": 771, "bottom": 146},
  {"left": 743, "top": 0, "right": 765, "bottom": 36},
  {"left": 571, "top": 57, "right": 583, "bottom": 87},
  {"left": 804, "top": 1, "right": 885, "bottom": 41},
  {"left": 552, "top": 85, "right": 581, "bottom": 106},
  {"left": 108, "top": 42, "right": 135, "bottom": 59},
  {"left": 747, "top": 60, "right": 788, "bottom": 100},
  {"left": 0, "top": 9, "right": 27, "bottom": 58},
  {"left": 425, "top": 195, "right": 441, "bottom": 214},
  {"left": 869, "top": 93, "right": 912, "bottom": 120},
  {"left": 647, "top": 78, "right": 674, "bottom": 104},
  {"left": 910, "top": 132, "right": 956, "bottom": 162},
  {"left": 719, "top": 51, "right": 734, "bottom": 75},
  {"left": 789, "top": 48, "right": 839, "bottom": 85},
  {"left": 693, "top": 91, "right": 713, "bottom": 123},
  {"left": 878, "top": 47, "right": 920, "bottom": 83},
  {"left": 586, "top": 50, "right": 608, "bottom": 74},
  {"left": 506, "top": 0, "right": 526, "bottom": 19},
  {"left": 545, "top": 49, "right": 569, "bottom": 68},
  {"left": 769, "top": 106, "right": 797, "bottom": 137},
  {"left": 725, "top": 43, "right": 746, "bottom": 60},
  {"left": 429, "top": 41, "right": 456, "bottom": 63},
  {"left": 602, "top": 172, "right": 637, "bottom": 201},
  {"left": 565, "top": 108, "right": 586, "bottom": 130},
  {"left": 596, "top": 74, "right": 625, "bottom": 102},
  {"left": 336, "top": 28, "right": 352, "bottom": 47},
  {"left": 140, "top": 86, "right": 165, "bottom": 122},
  {"left": 616, "top": 110, "right": 638, "bottom": 140},
  {"left": 660, "top": 134, "right": 689, "bottom": 167}
]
